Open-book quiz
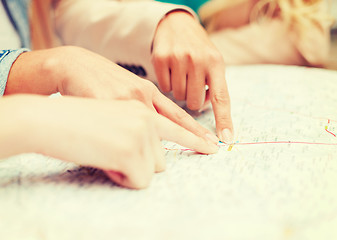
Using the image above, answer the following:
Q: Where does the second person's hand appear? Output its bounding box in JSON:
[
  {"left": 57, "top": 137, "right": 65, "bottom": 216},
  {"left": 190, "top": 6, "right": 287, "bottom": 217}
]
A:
[
  {"left": 6, "top": 46, "right": 219, "bottom": 144},
  {"left": 152, "top": 11, "right": 234, "bottom": 143}
]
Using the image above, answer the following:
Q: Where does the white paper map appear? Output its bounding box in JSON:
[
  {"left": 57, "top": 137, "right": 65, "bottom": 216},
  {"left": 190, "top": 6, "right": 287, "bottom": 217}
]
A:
[{"left": 1, "top": 65, "right": 336, "bottom": 240}]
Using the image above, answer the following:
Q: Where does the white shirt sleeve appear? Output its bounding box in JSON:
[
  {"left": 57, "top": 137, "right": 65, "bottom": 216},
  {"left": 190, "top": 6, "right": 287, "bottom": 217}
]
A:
[{"left": 54, "top": 0, "right": 196, "bottom": 81}]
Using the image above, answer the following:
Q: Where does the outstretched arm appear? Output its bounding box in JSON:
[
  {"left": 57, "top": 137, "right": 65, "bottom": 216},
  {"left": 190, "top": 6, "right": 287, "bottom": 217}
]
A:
[
  {"left": 0, "top": 95, "right": 218, "bottom": 189},
  {"left": 5, "top": 46, "right": 219, "bottom": 145}
]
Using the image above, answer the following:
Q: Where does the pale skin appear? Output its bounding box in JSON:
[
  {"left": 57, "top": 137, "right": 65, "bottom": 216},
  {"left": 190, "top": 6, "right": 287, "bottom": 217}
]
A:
[
  {"left": 3, "top": 46, "right": 219, "bottom": 189},
  {"left": 6, "top": 46, "right": 219, "bottom": 143},
  {"left": 152, "top": 11, "right": 234, "bottom": 143},
  {"left": 0, "top": 95, "right": 218, "bottom": 189}
]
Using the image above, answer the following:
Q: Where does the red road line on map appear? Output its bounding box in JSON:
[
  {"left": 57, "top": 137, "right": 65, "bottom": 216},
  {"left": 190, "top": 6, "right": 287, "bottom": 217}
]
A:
[
  {"left": 325, "top": 129, "right": 336, "bottom": 137},
  {"left": 164, "top": 141, "right": 337, "bottom": 152}
]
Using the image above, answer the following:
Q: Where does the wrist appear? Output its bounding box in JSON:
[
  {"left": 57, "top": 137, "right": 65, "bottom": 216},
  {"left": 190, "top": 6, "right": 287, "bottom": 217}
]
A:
[
  {"left": 48, "top": 46, "right": 91, "bottom": 96},
  {"left": 165, "top": 9, "right": 194, "bottom": 18},
  {"left": 153, "top": 10, "right": 199, "bottom": 49},
  {"left": 160, "top": 9, "right": 196, "bottom": 25},
  {"left": 0, "top": 94, "right": 67, "bottom": 159},
  {"left": 39, "top": 47, "right": 73, "bottom": 95},
  {"left": 0, "top": 95, "right": 39, "bottom": 158},
  {"left": 5, "top": 49, "right": 60, "bottom": 95}
]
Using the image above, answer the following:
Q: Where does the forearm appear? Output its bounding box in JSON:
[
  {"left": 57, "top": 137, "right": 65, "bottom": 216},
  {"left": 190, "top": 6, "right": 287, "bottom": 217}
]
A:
[
  {"left": 0, "top": 94, "right": 218, "bottom": 189},
  {"left": 0, "top": 95, "right": 43, "bottom": 159},
  {"left": 5, "top": 48, "right": 62, "bottom": 95},
  {"left": 0, "top": 94, "right": 85, "bottom": 162}
]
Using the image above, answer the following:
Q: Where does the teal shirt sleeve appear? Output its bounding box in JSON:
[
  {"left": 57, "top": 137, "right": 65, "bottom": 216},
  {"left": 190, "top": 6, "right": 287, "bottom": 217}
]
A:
[
  {"left": 155, "top": 0, "right": 209, "bottom": 15},
  {"left": 0, "top": 49, "right": 30, "bottom": 96}
]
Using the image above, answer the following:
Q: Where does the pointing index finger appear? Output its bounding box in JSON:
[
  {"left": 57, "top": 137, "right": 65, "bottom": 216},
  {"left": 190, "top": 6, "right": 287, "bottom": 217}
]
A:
[
  {"left": 154, "top": 113, "right": 218, "bottom": 154},
  {"left": 152, "top": 88, "right": 219, "bottom": 145},
  {"left": 208, "top": 62, "right": 233, "bottom": 143}
]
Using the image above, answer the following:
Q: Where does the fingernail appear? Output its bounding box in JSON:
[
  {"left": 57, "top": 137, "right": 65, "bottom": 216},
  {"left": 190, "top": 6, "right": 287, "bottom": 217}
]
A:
[
  {"left": 205, "top": 133, "right": 219, "bottom": 145},
  {"left": 221, "top": 129, "right": 233, "bottom": 144}
]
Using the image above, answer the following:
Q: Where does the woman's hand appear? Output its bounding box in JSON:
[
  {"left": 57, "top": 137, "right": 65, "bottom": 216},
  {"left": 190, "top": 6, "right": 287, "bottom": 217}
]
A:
[
  {"left": 6, "top": 46, "right": 219, "bottom": 144},
  {"left": 152, "top": 11, "right": 233, "bottom": 143},
  {"left": 0, "top": 95, "right": 218, "bottom": 189}
]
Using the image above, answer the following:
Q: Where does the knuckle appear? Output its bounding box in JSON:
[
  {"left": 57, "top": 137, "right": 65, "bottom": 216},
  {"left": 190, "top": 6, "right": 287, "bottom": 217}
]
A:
[
  {"left": 112, "top": 85, "right": 130, "bottom": 100},
  {"left": 172, "top": 50, "right": 187, "bottom": 63},
  {"left": 173, "top": 108, "right": 190, "bottom": 123},
  {"left": 159, "top": 83, "right": 171, "bottom": 93},
  {"left": 152, "top": 50, "right": 170, "bottom": 63},
  {"left": 215, "top": 115, "right": 232, "bottom": 127},
  {"left": 143, "top": 81, "right": 158, "bottom": 99},
  {"left": 130, "top": 83, "right": 152, "bottom": 102},
  {"left": 187, "top": 51, "right": 202, "bottom": 63},
  {"left": 142, "top": 80, "right": 156, "bottom": 91},
  {"left": 155, "top": 48, "right": 190, "bottom": 66},
  {"left": 173, "top": 90, "right": 186, "bottom": 101},
  {"left": 208, "top": 50, "right": 223, "bottom": 63},
  {"left": 211, "top": 91, "right": 230, "bottom": 105},
  {"left": 131, "top": 85, "right": 144, "bottom": 99},
  {"left": 187, "top": 99, "right": 202, "bottom": 111}
]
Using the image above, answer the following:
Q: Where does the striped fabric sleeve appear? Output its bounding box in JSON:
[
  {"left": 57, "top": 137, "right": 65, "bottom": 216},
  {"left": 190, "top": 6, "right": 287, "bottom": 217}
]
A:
[{"left": 0, "top": 48, "right": 30, "bottom": 96}]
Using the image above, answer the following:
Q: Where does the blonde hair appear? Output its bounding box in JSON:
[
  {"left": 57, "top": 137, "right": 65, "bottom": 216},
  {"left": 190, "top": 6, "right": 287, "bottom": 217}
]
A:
[
  {"left": 199, "top": 0, "right": 247, "bottom": 29},
  {"left": 199, "top": 0, "right": 334, "bottom": 33}
]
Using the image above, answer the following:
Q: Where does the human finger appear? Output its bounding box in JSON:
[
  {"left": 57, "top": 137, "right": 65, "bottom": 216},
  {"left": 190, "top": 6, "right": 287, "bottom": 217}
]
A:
[
  {"left": 170, "top": 57, "right": 187, "bottom": 101},
  {"left": 105, "top": 167, "right": 153, "bottom": 189},
  {"left": 105, "top": 170, "right": 127, "bottom": 187},
  {"left": 207, "top": 62, "right": 233, "bottom": 144},
  {"left": 186, "top": 67, "right": 206, "bottom": 110},
  {"left": 198, "top": 89, "right": 211, "bottom": 112},
  {"left": 106, "top": 108, "right": 165, "bottom": 189},
  {"left": 152, "top": 88, "right": 219, "bottom": 145},
  {"left": 105, "top": 146, "right": 155, "bottom": 189},
  {"left": 154, "top": 113, "right": 219, "bottom": 154},
  {"left": 152, "top": 54, "right": 171, "bottom": 92}
]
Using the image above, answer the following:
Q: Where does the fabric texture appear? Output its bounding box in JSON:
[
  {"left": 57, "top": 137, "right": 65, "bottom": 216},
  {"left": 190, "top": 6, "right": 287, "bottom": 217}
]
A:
[
  {"left": 0, "top": 0, "right": 31, "bottom": 96},
  {"left": 0, "top": 49, "right": 29, "bottom": 95},
  {"left": 54, "top": 0, "right": 197, "bottom": 82},
  {"left": 1, "top": 0, "right": 192, "bottom": 93}
]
